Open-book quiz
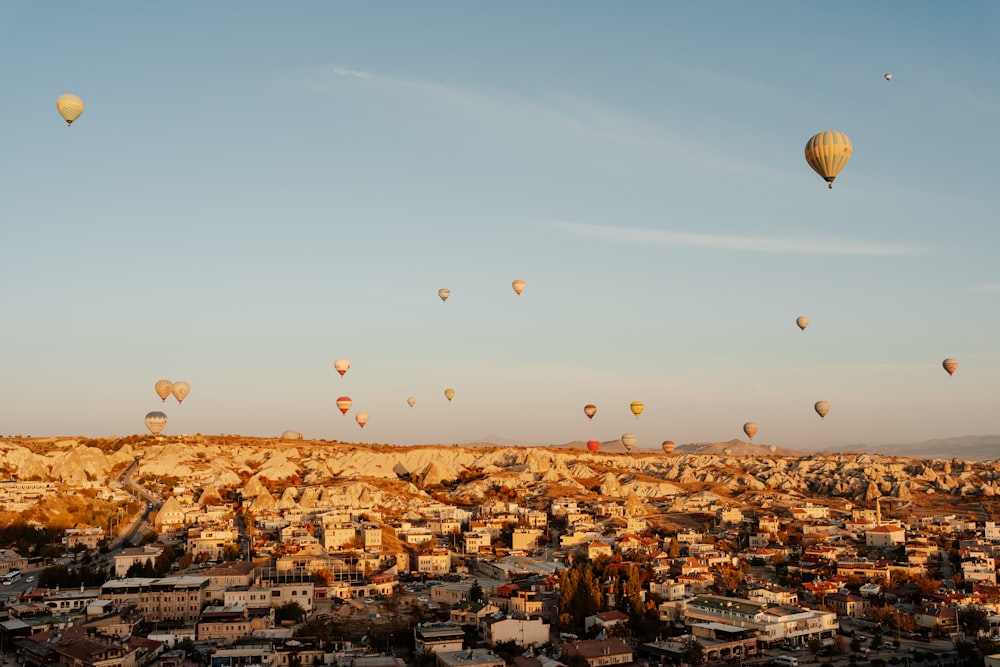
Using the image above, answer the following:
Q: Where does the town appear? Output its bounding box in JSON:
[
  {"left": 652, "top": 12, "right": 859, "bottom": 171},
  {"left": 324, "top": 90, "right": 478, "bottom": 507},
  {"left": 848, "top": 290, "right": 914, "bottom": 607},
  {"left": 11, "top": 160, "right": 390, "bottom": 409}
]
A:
[{"left": 2, "top": 436, "right": 1000, "bottom": 667}]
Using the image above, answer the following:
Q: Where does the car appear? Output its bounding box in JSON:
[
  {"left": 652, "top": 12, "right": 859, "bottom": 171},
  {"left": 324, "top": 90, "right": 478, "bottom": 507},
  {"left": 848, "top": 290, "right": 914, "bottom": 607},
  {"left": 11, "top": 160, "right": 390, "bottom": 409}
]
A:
[{"left": 26, "top": 576, "right": 35, "bottom": 582}]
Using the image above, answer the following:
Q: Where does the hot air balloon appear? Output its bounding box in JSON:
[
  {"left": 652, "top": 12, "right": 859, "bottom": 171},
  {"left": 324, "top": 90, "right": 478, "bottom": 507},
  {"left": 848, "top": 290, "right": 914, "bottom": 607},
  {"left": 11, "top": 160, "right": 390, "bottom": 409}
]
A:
[
  {"left": 743, "top": 422, "right": 758, "bottom": 441},
  {"left": 144, "top": 411, "right": 167, "bottom": 435},
  {"left": 814, "top": 401, "right": 830, "bottom": 419},
  {"left": 154, "top": 380, "right": 173, "bottom": 402},
  {"left": 407, "top": 396, "right": 416, "bottom": 407},
  {"left": 444, "top": 388, "right": 456, "bottom": 402},
  {"left": 630, "top": 401, "right": 645, "bottom": 419},
  {"left": 356, "top": 412, "right": 369, "bottom": 428},
  {"left": 586, "top": 440, "right": 600, "bottom": 452},
  {"left": 171, "top": 381, "right": 190, "bottom": 404},
  {"left": 438, "top": 288, "right": 450, "bottom": 302},
  {"left": 796, "top": 316, "right": 809, "bottom": 331},
  {"left": 512, "top": 279, "right": 525, "bottom": 296},
  {"left": 804, "top": 130, "right": 853, "bottom": 188},
  {"left": 336, "top": 396, "right": 352, "bottom": 414},
  {"left": 584, "top": 404, "right": 597, "bottom": 420},
  {"left": 620, "top": 433, "right": 636, "bottom": 452},
  {"left": 334, "top": 358, "right": 350, "bottom": 377},
  {"left": 56, "top": 94, "right": 85, "bottom": 126},
  {"left": 884, "top": 73, "right": 893, "bottom": 81},
  {"left": 942, "top": 358, "right": 958, "bottom": 376},
  {"left": 281, "top": 430, "right": 303, "bottom": 440},
  {"left": 768, "top": 444, "right": 777, "bottom": 454},
  {"left": 662, "top": 440, "right": 675, "bottom": 455}
]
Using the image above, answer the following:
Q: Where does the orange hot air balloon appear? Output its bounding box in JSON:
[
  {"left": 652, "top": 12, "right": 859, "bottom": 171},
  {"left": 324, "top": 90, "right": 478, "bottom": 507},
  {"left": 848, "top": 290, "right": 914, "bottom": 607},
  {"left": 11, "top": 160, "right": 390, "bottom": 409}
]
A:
[
  {"left": 796, "top": 316, "right": 809, "bottom": 331},
  {"left": 356, "top": 412, "right": 369, "bottom": 428},
  {"left": 662, "top": 440, "right": 675, "bottom": 455},
  {"left": 630, "top": 401, "right": 645, "bottom": 419},
  {"left": 942, "top": 358, "right": 958, "bottom": 376},
  {"left": 584, "top": 404, "right": 597, "bottom": 420},
  {"left": 743, "top": 422, "right": 758, "bottom": 441},
  {"left": 512, "top": 279, "right": 525, "bottom": 296},
  {"left": 336, "top": 396, "right": 352, "bottom": 414},
  {"left": 334, "top": 358, "right": 350, "bottom": 377},
  {"left": 586, "top": 440, "right": 600, "bottom": 452}
]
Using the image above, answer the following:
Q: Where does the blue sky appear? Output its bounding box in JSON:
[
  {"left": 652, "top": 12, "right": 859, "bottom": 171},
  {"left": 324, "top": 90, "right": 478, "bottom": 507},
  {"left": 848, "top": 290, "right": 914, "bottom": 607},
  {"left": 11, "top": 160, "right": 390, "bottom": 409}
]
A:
[{"left": 2, "top": 2, "right": 999, "bottom": 449}]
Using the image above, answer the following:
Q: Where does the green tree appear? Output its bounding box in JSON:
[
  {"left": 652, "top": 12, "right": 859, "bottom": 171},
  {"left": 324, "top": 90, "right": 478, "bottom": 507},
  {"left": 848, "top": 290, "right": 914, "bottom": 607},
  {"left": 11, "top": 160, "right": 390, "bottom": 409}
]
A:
[
  {"left": 681, "top": 637, "right": 705, "bottom": 667},
  {"left": 275, "top": 601, "right": 306, "bottom": 624}
]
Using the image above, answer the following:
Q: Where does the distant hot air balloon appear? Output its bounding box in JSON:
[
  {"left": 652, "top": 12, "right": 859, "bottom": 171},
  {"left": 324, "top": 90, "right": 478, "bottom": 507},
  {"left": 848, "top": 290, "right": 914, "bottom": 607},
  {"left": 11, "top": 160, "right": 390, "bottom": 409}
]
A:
[
  {"left": 884, "top": 73, "right": 893, "bottom": 81},
  {"left": 334, "top": 358, "right": 350, "bottom": 377},
  {"left": 56, "top": 94, "right": 85, "bottom": 126},
  {"left": 723, "top": 447, "right": 733, "bottom": 456},
  {"left": 281, "top": 430, "right": 303, "bottom": 440},
  {"left": 444, "top": 388, "right": 455, "bottom": 402},
  {"left": 942, "top": 358, "right": 958, "bottom": 376},
  {"left": 804, "top": 130, "right": 853, "bottom": 188},
  {"left": 512, "top": 279, "right": 525, "bottom": 296},
  {"left": 155, "top": 380, "right": 173, "bottom": 402},
  {"left": 407, "top": 396, "right": 416, "bottom": 407},
  {"left": 743, "top": 422, "right": 758, "bottom": 441},
  {"left": 336, "top": 396, "right": 352, "bottom": 414},
  {"left": 630, "top": 401, "right": 645, "bottom": 419},
  {"left": 584, "top": 404, "right": 597, "bottom": 420},
  {"left": 662, "top": 440, "right": 675, "bottom": 455},
  {"left": 796, "top": 316, "right": 809, "bottom": 331},
  {"left": 814, "top": 401, "right": 830, "bottom": 419},
  {"left": 586, "top": 440, "right": 600, "bottom": 452},
  {"left": 620, "top": 433, "right": 636, "bottom": 452},
  {"left": 768, "top": 444, "right": 777, "bottom": 454},
  {"left": 438, "top": 288, "right": 450, "bottom": 302},
  {"left": 144, "top": 411, "right": 167, "bottom": 435},
  {"left": 171, "top": 381, "right": 190, "bottom": 404},
  {"left": 356, "top": 412, "right": 369, "bottom": 428}
]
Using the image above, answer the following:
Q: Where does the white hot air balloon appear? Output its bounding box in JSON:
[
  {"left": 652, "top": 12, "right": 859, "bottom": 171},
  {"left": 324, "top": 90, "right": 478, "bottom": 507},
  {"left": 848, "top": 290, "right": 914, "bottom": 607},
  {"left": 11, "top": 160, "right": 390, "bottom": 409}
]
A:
[
  {"left": 334, "top": 358, "right": 350, "bottom": 377},
  {"left": 620, "top": 433, "right": 636, "bottom": 452},
  {"left": 154, "top": 379, "right": 173, "bottom": 402},
  {"left": 171, "top": 381, "right": 190, "bottom": 404},
  {"left": 145, "top": 411, "right": 168, "bottom": 435},
  {"left": 281, "top": 430, "right": 304, "bottom": 440}
]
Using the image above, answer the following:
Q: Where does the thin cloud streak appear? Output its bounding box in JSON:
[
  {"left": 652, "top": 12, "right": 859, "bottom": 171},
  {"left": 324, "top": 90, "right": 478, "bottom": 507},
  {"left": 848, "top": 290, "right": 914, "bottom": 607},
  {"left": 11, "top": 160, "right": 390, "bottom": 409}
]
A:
[{"left": 549, "top": 221, "right": 925, "bottom": 256}]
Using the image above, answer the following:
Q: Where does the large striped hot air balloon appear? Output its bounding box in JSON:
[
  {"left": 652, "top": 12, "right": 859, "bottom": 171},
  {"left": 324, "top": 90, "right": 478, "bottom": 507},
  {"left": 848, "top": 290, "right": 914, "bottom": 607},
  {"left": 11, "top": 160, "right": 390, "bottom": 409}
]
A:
[
  {"left": 662, "top": 441, "right": 675, "bottom": 455},
  {"left": 630, "top": 401, "right": 645, "bottom": 419},
  {"left": 336, "top": 396, "right": 352, "bottom": 414},
  {"left": 804, "top": 131, "right": 852, "bottom": 188},
  {"left": 144, "top": 411, "right": 167, "bottom": 435}
]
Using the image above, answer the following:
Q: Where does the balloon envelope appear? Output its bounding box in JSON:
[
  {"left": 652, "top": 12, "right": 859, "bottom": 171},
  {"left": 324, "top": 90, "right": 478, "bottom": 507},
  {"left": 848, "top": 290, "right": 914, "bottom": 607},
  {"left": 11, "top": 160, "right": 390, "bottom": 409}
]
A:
[
  {"left": 620, "top": 433, "right": 636, "bottom": 451},
  {"left": 804, "top": 130, "right": 852, "bottom": 188},
  {"left": 407, "top": 396, "right": 416, "bottom": 407},
  {"left": 336, "top": 396, "right": 352, "bottom": 414},
  {"left": 171, "top": 382, "right": 190, "bottom": 404},
  {"left": 144, "top": 411, "right": 167, "bottom": 435},
  {"left": 438, "top": 288, "right": 450, "bottom": 302},
  {"left": 885, "top": 73, "right": 893, "bottom": 81},
  {"left": 942, "top": 358, "right": 958, "bottom": 376},
  {"left": 512, "top": 279, "right": 525, "bottom": 295},
  {"left": 796, "top": 316, "right": 809, "bottom": 331},
  {"left": 56, "top": 94, "right": 84, "bottom": 125},
  {"left": 584, "top": 404, "right": 597, "bottom": 420},
  {"left": 334, "top": 358, "right": 350, "bottom": 377},
  {"left": 155, "top": 380, "right": 173, "bottom": 402},
  {"left": 814, "top": 401, "right": 830, "bottom": 419},
  {"left": 356, "top": 412, "right": 369, "bottom": 428},
  {"left": 630, "top": 401, "right": 645, "bottom": 419},
  {"left": 662, "top": 440, "right": 675, "bottom": 455},
  {"left": 586, "top": 440, "right": 600, "bottom": 452},
  {"left": 281, "top": 430, "right": 303, "bottom": 440},
  {"left": 444, "top": 388, "right": 455, "bottom": 402},
  {"left": 743, "top": 422, "right": 758, "bottom": 441}
]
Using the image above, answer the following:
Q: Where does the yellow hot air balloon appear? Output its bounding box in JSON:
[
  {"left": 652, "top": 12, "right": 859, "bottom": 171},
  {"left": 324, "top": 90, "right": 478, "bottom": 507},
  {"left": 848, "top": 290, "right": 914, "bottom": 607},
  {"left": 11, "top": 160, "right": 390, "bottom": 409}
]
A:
[
  {"left": 56, "top": 94, "right": 85, "bottom": 126},
  {"left": 407, "top": 396, "right": 416, "bottom": 407},
  {"left": 154, "top": 379, "right": 173, "bottom": 402},
  {"left": 942, "top": 358, "right": 958, "bottom": 376},
  {"left": 144, "top": 411, "right": 167, "bottom": 435},
  {"left": 444, "top": 388, "right": 455, "bottom": 402},
  {"left": 620, "top": 433, "right": 636, "bottom": 452},
  {"left": 743, "top": 422, "right": 758, "bottom": 441},
  {"left": 814, "top": 401, "right": 830, "bottom": 419},
  {"left": 438, "top": 288, "right": 450, "bottom": 302},
  {"left": 171, "top": 381, "right": 190, "bottom": 404},
  {"left": 796, "top": 316, "right": 809, "bottom": 331},
  {"left": 512, "top": 279, "right": 525, "bottom": 296},
  {"left": 630, "top": 401, "right": 645, "bottom": 419},
  {"left": 334, "top": 358, "right": 350, "bottom": 377},
  {"left": 804, "top": 131, "right": 852, "bottom": 188},
  {"left": 356, "top": 412, "right": 369, "bottom": 428},
  {"left": 336, "top": 396, "right": 352, "bottom": 414}
]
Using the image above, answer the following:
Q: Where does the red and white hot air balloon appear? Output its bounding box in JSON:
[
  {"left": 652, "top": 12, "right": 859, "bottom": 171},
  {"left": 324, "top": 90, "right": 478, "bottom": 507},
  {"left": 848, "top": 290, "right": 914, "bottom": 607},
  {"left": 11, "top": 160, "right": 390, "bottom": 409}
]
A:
[
  {"left": 336, "top": 396, "right": 352, "bottom": 414},
  {"left": 334, "top": 358, "right": 350, "bottom": 377}
]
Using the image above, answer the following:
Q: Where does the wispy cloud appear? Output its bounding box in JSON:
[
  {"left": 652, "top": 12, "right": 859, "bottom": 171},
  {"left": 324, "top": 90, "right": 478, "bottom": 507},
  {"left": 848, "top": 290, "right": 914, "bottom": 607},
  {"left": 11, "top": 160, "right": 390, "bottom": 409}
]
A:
[
  {"left": 548, "top": 221, "right": 924, "bottom": 256},
  {"left": 330, "top": 66, "right": 369, "bottom": 78},
  {"left": 973, "top": 284, "right": 1000, "bottom": 292}
]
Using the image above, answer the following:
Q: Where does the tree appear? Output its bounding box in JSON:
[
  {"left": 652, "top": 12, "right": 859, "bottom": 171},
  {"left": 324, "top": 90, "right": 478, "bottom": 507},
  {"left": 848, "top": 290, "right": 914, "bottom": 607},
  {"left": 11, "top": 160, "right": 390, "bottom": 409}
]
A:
[
  {"left": 275, "top": 601, "right": 306, "bottom": 624},
  {"left": 469, "top": 581, "right": 483, "bottom": 603},
  {"left": 808, "top": 636, "right": 824, "bottom": 658},
  {"left": 681, "top": 637, "right": 705, "bottom": 667},
  {"left": 667, "top": 537, "right": 680, "bottom": 558}
]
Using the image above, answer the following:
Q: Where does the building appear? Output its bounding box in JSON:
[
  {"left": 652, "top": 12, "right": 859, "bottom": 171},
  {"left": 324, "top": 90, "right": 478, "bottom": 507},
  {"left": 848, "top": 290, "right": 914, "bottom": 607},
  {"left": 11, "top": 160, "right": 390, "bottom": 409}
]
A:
[
  {"left": 559, "top": 638, "right": 633, "bottom": 667},
  {"left": 683, "top": 595, "right": 838, "bottom": 648},
  {"left": 415, "top": 623, "right": 466, "bottom": 654},
  {"left": 63, "top": 526, "right": 106, "bottom": 550},
  {"left": 115, "top": 545, "right": 165, "bottom": 577},
  {"left": 100, "top": 576, "right": 210, "bottom": 623},
  {"left": 435, "top": 649, "right": 505, "bottom": 667},
  {"left": 481, "top": 614, "right": 549, "bottom": 647}
]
